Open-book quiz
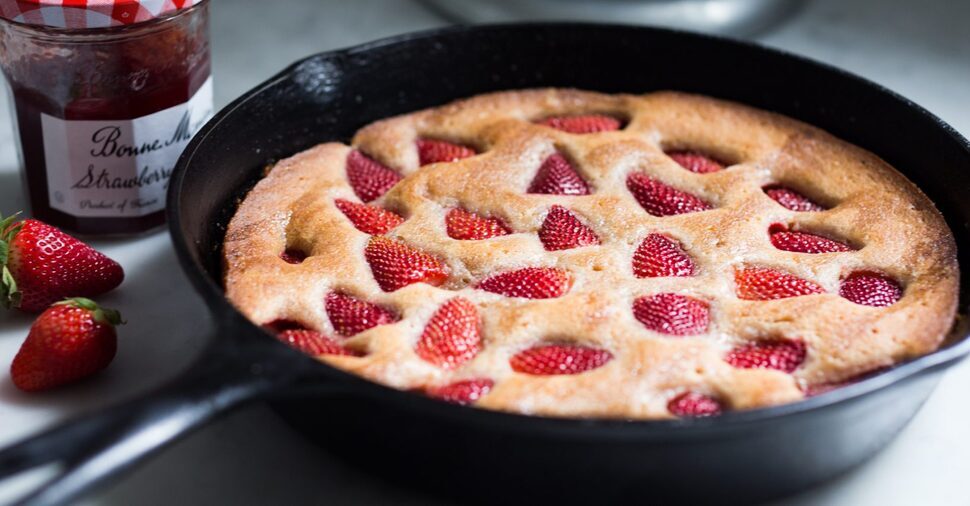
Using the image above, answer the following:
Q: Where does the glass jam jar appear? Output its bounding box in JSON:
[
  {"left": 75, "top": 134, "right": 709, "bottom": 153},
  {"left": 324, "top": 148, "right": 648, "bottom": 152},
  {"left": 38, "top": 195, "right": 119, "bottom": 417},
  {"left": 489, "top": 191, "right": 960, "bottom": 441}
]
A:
[{"left": 0, "top": 0, "right": 212, "bottom": 235}]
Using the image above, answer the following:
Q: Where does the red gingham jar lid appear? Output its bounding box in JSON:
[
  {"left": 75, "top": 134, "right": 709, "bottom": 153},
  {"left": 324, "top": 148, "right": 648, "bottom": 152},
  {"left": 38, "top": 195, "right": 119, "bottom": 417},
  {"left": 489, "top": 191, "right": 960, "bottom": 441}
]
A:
[{"left": 0, "top": 0, "right": 201, "bottom": 29}]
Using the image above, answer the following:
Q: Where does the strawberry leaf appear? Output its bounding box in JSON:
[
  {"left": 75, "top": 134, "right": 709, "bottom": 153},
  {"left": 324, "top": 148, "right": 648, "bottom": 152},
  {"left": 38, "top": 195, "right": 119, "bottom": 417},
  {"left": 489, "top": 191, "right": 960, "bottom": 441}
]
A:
[{"left": 1, "top": 265, "right": 20, "bottom": 310}]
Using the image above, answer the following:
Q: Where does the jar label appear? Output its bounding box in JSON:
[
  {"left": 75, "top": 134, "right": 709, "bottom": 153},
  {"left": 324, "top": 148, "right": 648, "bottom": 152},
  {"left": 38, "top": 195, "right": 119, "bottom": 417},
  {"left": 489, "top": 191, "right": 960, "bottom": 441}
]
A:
[{"left": 39, "top": 77, "right": 215, "bottom": 218}]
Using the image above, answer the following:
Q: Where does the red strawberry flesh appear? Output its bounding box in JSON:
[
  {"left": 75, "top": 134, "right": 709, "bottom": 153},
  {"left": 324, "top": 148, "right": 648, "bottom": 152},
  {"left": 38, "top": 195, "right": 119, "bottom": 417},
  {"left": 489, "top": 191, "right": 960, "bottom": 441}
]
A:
[
  {"left": 763, "top": 185, "right": 825, "bottom": 212},
  {"left": 346, "top": 150, "right": 402, "bottom": 202},
  {"left": 426, "top": 378, "right": 494, "bottom": 405},
  {"left": 527, "top": 153, "right": 590, "bottom": 196},
  {"left": 537, "top": 114, "right": 622, "bottom": 134},
  {"left": 477, "top": 267, "right": 571, "bottom": 299},
  {"left": 417, "top": 139, "right": 476, "bottom": 165},
  {"left": 280, "top": 249, "right": 307, "bottom": 264},
  {"left": 668, "top": 392, "right": 723, "bottom": 417},
  {"left": 725, "top": 339, "right": 806, "bottom": 373},
  {"left": 415, "top": 297, "right": 481, "bottom": 369},
  {"left": 446, "top": 208, "right": 511, "bottom": 240},
  {"left": 734, "top": 266, "right": 824, "bottom": 300},
  {"left": 666, "top": 150, "right": 725, "bottom": 174},
  {"left": 769, "top": 225, "right": 852, "bottom": 254},
  {"left": 364, "top": 236, "right": 448, "bottom": 292},
  {"left": 632, "top": 234, "right": 695, "bottom": 278},
  {"left": 627, "top": 173, "right": 711, "bottom": 217},
  {"left": 2, "top": 217, "right": 124, "bottom": 312},
  {"left": 325, "top": 292, "right": 398, "bottom": 337},
  {"left": 277, "top": 329, "right": 361, "bottom": 357},
  {"left": 839, "top": 272, "right": 902, "bottom": 307},
  {"left": 633, "top": 293, "right": 709, "bottom": 336},
  {"left": 510, "top": 344, "right": 612, "bottom": 375},
  {"left": 262, "top": 319, "right": 307, "bottom": 333},
  {"left": 335, "top": 198, "right": 404, "bottom": 235},
  {"left": 538, "top": 205, "right": 599, "bottom": 251}
]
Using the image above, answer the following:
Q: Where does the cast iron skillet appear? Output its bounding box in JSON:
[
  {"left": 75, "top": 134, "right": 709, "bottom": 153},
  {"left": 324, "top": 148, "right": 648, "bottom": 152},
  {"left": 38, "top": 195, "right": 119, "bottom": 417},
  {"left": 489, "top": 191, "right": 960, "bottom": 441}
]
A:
[{"left": 1, "top": 23, "right": 968, "bottom": 506}]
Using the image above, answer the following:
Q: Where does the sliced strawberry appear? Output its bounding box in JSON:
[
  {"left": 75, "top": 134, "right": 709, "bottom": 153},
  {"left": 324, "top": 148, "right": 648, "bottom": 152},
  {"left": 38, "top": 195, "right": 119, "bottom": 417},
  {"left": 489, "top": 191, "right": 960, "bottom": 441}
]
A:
[
  {"left": 445, "top": 208, "right": 511, "bottom": 240},
  {"left": 417, "top": 139, "right": 476, "bottom": 165},
  {"left": 537, "top": 114, "right": 622, "bottom": 134},
  {"left": 1, "top": 215, "right": 124, "bottom": 312},
  {"left": 538, "top": 205, "right": 599, "bottom": 251},
  {"left": 527, "top": 153, "right": 590, "bottom": 196},
  {"left": 325, "top": 292, "right": 398, "bottom": 337},
  {"left": 415, "top": 297, "right": 481, "bottom": 369},
  {"left": 364, "top": 236, "right": 449, "bottom": 292},
  {"left": 626, "top": 173, "right": 711, "bottom": 217},
  {"left": 666, "top": 150, "right": 725, "bottom": 174},
  {"left": 262, "top": 319, "right": 307, "bottom": 333},
  {"left": 734, "top": 266, "right": 824, "bottom": 300},
  {"left": 725, "top": 339, "right": 806, "bottom": 373},
  {"left": 632, "top": 234, "right": 696, "bottom": 278},
  {"left": 763, "top": 184, "right": 825, "bottom": 212},
  {"left": 277, "top": 329, "right": 361, "bottom": 357},
  {"left": 346, "top": 150, "right": 402, "bottom": 202},
  {"left": 510, "top": 344, "right": 613, "bottom": 375},
  {"left": 839, "top": 272, "right": 902, "bottom": 307},
  {"left": 280, "top": 248, "right": 307, "bottom": 264},
  {"left": 477, "top": 267, "right": 571, "bottom": 299},
  {"left": 335, "top": 198, "right": 404, "bottom": 235},
  {"left": 425, "top": 378, "right": 494, "bottom": 405},
  {"left": 632, "top": 293, "right": 709, "bottom": 336},
  {"left": 668, "top": 392, "right": 723, "bottom": 417},
  {"left": 769, "top": 225, "right": 852, "bottom": 254}
]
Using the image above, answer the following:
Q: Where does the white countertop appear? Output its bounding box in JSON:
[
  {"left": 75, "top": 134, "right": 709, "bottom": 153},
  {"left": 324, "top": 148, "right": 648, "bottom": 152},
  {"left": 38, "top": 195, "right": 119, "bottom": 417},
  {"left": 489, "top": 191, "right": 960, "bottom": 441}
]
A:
[{"left": 0, "top": 0, "right": 968, "bottom": 504}]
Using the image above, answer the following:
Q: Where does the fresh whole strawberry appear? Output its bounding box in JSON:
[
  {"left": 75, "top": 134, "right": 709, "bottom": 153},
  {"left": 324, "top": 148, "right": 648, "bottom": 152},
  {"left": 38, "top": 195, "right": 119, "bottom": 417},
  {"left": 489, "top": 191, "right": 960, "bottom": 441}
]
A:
[
  {"left": 10, "top": 298, "right": 121, "bottom": 392},
  {"left": 725, "top": 339, "right": 807, "bottom": 373},
  {"left": 734, "top": 266, "right": 824, "bottom": 300},
  {"left": 335, "top": 198, "right": 404, "bottom": 235},
  {"left": 632, "top": 234, "right": 696, "bottom": 278},
  {"left": 446, "top": 208, "right": 511, "bottom": 240},
  {"left": 477, "top": 267, "right": 571, "bottom": 299},
  {"left": 346, "top": 150, "right": 402, "bottom": 202},
  {"left": 510, "top": 344, "right": 613, "bottom": 375},
  {"left": 839, "top": 272, "right": 902, "bottom": 307},
  {"left": 417, "top": 139, "right": 476, "bottom": 165},
  {"left": 415, "top": 297, "right": 481, "bottom": 369},
  {"left": 277, "top": 328, "right": 362, "bottom": 357},
  {"left": 537, "top": 114, "right": 622, "bottom": 134},
  {"left": 632, "top": 293, "right": 709, "bottom": 336},
  {"left": 425, "top": 378, "right": 494, "bottom": 405},
  {"left": 627, "top": 173, "right": 711, "bottom": 217},
  {"left": 666, "top": 150, "right": 725, "bottom": 174},
  {"left": 1, "top": 214, "right": 124, "bottom": 312},
  {"left": 763, "top": 185, "right": 825, "bottom": 212},
  {"left": 538, "top": 205, "right": 599, "bottom": 251},
  {"left": 769, "top": 225, "right": 851, "bottom": 254},
  {"left": 527, "top": 153, "right": 590, "bottom": 196},
  {"left": 667, "top": 392, "right": 723, "bottom": 417},
  {"left": 325, "top": 291, "right": 398, "bottom": 337},
  {"left": 364, "top": 236, "right": 449, "bottom": 292}
]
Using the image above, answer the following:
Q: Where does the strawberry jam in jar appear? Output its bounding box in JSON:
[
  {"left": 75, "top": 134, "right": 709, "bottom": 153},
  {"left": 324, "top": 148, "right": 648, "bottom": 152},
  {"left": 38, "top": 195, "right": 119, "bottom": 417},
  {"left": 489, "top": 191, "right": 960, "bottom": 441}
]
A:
[{"left": 0, "top": 0, "right": 212, "bottom": 235}]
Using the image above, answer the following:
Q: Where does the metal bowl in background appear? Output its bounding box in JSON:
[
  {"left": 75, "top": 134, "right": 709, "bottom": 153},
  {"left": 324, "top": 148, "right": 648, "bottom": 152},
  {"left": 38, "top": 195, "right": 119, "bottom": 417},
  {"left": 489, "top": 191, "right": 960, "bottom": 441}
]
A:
[{"left": 420, "top": 0, "right": 807, "bottom": 36}]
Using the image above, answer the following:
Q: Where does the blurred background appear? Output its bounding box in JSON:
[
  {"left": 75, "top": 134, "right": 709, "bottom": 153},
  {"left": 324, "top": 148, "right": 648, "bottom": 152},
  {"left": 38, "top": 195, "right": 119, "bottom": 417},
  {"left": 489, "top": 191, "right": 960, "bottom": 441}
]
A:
[{"left": 0, "top": 0, "right": 967, "bottom": 504}]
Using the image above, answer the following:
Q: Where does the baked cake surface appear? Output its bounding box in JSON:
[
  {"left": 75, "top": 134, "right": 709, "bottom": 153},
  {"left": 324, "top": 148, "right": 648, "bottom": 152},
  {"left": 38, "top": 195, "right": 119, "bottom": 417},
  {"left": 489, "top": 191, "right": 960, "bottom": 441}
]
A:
[{"left": 223, "top": 89, "right": 959, "bottom": 419}]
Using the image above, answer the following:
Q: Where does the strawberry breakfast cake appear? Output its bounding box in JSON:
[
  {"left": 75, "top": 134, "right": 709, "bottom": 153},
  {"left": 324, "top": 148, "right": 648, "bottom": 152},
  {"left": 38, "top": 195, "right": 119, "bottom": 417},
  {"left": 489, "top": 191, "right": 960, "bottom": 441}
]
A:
[{"left": 223, "top": 89, "right": 959, "bottom": 419}]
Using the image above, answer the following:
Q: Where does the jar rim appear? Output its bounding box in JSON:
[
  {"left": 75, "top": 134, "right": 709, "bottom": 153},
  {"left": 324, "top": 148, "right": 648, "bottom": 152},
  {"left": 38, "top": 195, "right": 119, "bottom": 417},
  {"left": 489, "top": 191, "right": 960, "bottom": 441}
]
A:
[{"left": 0, "top": 0, "right": 208, "bottom": 30}]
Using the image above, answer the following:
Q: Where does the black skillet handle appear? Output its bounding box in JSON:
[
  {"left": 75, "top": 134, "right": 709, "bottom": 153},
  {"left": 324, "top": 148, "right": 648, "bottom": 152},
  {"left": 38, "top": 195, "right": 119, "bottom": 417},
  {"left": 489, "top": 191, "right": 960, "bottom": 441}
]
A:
[{"left": 0, "top": 324, "right": 320, "bottom": 506}]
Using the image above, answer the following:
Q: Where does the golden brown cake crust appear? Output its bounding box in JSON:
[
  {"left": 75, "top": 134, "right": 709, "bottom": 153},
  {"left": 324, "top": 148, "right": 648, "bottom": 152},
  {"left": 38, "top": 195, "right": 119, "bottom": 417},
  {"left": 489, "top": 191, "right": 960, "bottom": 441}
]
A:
[{"left": 223, "top": 89, "right": 959, "bottom": 419}]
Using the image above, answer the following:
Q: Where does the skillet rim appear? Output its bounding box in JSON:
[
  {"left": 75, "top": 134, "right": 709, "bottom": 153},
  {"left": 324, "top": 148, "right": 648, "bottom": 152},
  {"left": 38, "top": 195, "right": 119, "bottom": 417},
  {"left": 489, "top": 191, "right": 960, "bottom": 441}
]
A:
[{"left": 167, "top": 22, "right": 970, "bottom": 435}]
